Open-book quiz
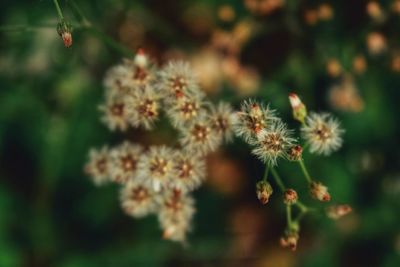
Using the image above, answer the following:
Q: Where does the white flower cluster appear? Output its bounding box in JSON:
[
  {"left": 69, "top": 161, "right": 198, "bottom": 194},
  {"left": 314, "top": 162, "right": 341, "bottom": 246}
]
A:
[{"left": 85, "top": 50, "right": 236, "bottom": 243}]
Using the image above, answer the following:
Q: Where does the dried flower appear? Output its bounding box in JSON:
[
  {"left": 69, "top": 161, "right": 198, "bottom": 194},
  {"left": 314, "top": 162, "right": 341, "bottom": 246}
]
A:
[
  {"left": 99, "top": 95, "right": 130, "bottom": 131},
  {"left": 120, "top": 179, "right": 158, "bottom": 218},
  {"left": 209, "top": 102, "right": 236, "bottom": 142},
  {"left": 326, "top": 204, "right": 352, "bottom": 219},
  {"left": 251, "top": 121, "right": 295, "bottom": 166},
  {"left": 234, "top": 99, "right": 278, "bottom": 142},
  {"left": 256, "top": 180, "right": 273, "bottom": 204},
  {"left": 169, "top": 150, "right": 206, "bottom": 192},
  {"left": 301, "top": 112, "right": 344, "bottom": 156},
  {"left": 283, "top": 189, "right": 298, "bottom": 205},
  {"left": 109, "top": 142, "right": 143, "bottom": 184},
  {"left": 288, "top": 145, "right": 303, "bottom": 161},
  {"left": 288, "top": 93, "right": 307, "bottom": 123},
  {"left": 310, "top": 181, "right": 331, "bottom": 202},
  {"left": 84, "top": 146, "right": 110, "bottom": 186},
  {"left": 137, "top": 146, "right": 176, "bottom": 192}
]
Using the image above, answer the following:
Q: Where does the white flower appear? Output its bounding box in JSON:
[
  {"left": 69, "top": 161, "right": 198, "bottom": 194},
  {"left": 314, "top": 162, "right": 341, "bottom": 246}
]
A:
[
  {"left": 209, "top": 102, "right": 236, "bottom": 142},
  {"left": 119, "top": 179, "right": 158, "bottom": 218},
  {"left": 137, "top": 146, "right": 176, "bottom": 192},
  {"left": 84, "top": 146, "right": 110, "bottom": 186},
  {"left": 99, "top": 94, "right": 130, "bottom": 131},
  {"left": 165, "top": 94, "right": 205, "bottom": 128},
  {"left": 301, "top": 112, "right": 344, "bottom": 155},
  {"left": 251, "top": 120, "right": 296, "bottom": 166},
  {"left": 109, "top": 142, "right": 143, "bottom": 184}
]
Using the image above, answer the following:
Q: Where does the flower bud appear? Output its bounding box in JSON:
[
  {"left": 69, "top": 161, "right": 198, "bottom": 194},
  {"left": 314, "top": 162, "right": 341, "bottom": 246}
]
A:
[
  {"left": 280, "top": 231, "right": 299, "bottom": 251},
  {"left": 134, "top": 48, "right": 148, "bottom": 68},
  {"left": 310, "top": 181, "right": 331, "bottom": 201},
  {"left": 283, "top": 189, "right": 298, "bottom": 205},
  {"left": 326, "top": 204, "right": 352, "bottom": 219},
  {"left": 288, "top": 145, "right": 303, "bottom": 161},
  {"left": 256, "top": 180, "right": 273, "bottom": 205},
  {"left": 288, "top": 93, "right": 307, "bottom": 123},
  {"left": 57, "top": 21, "right": 73, "bottom": 48}
]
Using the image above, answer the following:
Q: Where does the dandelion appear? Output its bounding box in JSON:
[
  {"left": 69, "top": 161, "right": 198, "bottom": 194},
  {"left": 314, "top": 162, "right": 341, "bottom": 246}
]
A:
[
  {"left": 99, "top": 95, "right": 130, "bottom": 131},
  {"left": 234, "top": 99, "right": 278, "bottom": 142},
  {"left": 126, "top": 85, "right": 160, "bottom": 130},
  {"left": 120, "top": 179, "right": 158, "bottom": 218},
  {"left": 109, "top": 142, "right": 143, "bottom": 184},
  {"left": 84, "top": 146, "right": 110, "bottom": 186},
  {"left": 179, "top": 112, "right": 222, "bottom": 156},
  {"left": 251, "top": 121, "right": 296, "bottom": 166},
  {"left": 158, "top": 190, "right": 195, "bottom": 243},
  {"left": 137, "top": 146, "right": 176, "bottom": 192},
  {"left": 158, "top": 60, "right": 203, "bottom": 99},
  {"left": 301, "top": 112, "right": 344, "bottom": 156},
  {"left": 209, "top": 102, "right": 236, "bottom": 142},
  {"left": 165, "top": 94, "right": 204, "bottom": 128},
  {"left": 310, "top": 181, "right": 331, "bottom": 202}
]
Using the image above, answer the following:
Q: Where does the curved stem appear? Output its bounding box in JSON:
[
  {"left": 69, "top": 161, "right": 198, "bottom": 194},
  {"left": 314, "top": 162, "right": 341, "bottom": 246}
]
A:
[
  {"left": 270, "top": 167, "right": 285, "bottom": 192},
  {"left": 298, "top": 159, "right": 312, "bottom": 183}
]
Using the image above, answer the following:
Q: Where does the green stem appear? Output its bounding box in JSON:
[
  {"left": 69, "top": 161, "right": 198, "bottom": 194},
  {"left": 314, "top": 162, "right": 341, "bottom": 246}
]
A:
[
  {"left": 299, "top": 159, "right": 312, "bottom": 183},
  {"left": 67, "top": 0, "right": 91, "bottom": 27},
  {"left": 53, "top": 0, "right": 64, "bottom": 20},
  {"left": 286, "top": 205, "right": 292, "bottom": 226},
  {"left": 270, "top": 167, "right": 285, "bottom": 192},
  {"left": 262, "top": 165, "right": 270, "bottom": 181}
]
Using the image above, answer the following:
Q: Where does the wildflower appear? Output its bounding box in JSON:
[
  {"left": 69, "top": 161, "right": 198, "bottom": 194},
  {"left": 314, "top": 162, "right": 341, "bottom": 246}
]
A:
[
  {"left": 165, "top": 94, "right": 204, "bottom": 128},
  {"left": 103, "top": 65, "right": 130, "bottom": 96},
  {"left": 352, "top": 55, "right": 367, "bottom": 74},
  {"left": 99, "top": 95, "right": 129, "bottom": 131},
  {"left": 133, "top": 48, "right": 148, "bottom": 68},
  {"left": 120, "top": 179, "right": 158, "bottom": 218},
  {"left": 179, "top": 112, "right": 222, "bottom": 156},
  {"left": 234, "top": 99, "right": 278, "bottom": 142},
  {"left": 288, "top": 93, "right": 307, "bottom": 123},
  {"left": 169, "top": 150, "right": 206, "bottom": 192},
  {"left": 158, "top": 190, "right": 195, "bottom": 243},
  {"left": 84, "top": 146, "right": 110, "bottom": 186},
  {"left": 209, "top": 102, "right": 236, "bottom": 142},
  {"left": 326, "top": 204, "right": 352, "bottom": 219},
  {"left": 318, "top": 3, "right": 334, "bottom": 21},
  {"left": 326, "top": 58, "right": 342, "bottom": 77},
  {"left": 137, "top": 146, "right": 176, "bottom": 192},
  {"left": 57, "top": 21, "right": 72, "bottom": 48},
  {"left": 256, "top": 180, "right": 273, "bottom": 204},
  {"left": 367, "top": 32, "right": 387, "bottom": 55},
  {"left": 301, "top": 112, "right": 344, "bottom": 155},
  {"left": 288, "top": 145, "right": 303, "bottom": 161},
  {"left": 310, "top": 181, "right": 331, "bottom": 202},
  {"left": 280, "top": 231, "right": 299, "bottom": 251},
  {"left": 158, "top": 60, "right": 203, "bottom": 99},
  {"left": 251, "top": 121, "right": 295, "bottom": 166},
  {"left": 329, "top": 76, "right": 364, "bottom": 112},
  {"left": 109, "top": 142, "right": 143, "bottom": 184},
  {"left": 283, "top": 189, "right": 298, "bottom": 205},
  {"left": 367, "top": 1, "right": 385, "bottom": 22},
  {"left": 126, "top": 85, "right": 160, "bottom": 130}
]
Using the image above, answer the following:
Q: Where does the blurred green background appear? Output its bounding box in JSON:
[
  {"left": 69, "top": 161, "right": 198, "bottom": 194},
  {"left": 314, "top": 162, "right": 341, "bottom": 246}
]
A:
[{"left": 1, "top": 0, "right": 400, "bottom": 266}]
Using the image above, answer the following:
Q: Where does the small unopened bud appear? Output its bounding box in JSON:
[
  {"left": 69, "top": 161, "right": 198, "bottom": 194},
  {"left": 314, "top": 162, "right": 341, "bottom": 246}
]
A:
[
  {"left": 57, "top": 21, "right": 73, "bottom": 48},
  {"left": 326, "top": 204, "right": 352, "bottom": 219},
  {"left": 256, "top": 180, "right": 273, "bottom": 205},
  {"left": 310, "top": 181, "right": 331, "bottom": 202},
  {"left": 134, "top": 48, "right": 148, "bottom": 68},
  {"left": 280, "top": 231, "right": 299, "bottom": 251},
  {"left": 288, "top": 145, "right": 303, "bottom": 161},
  {"left": 283, "top": 189, "right": 298, "bottom": 205},
  {"left": 288, "top": 93, "right": 307, "bottom": 123}
]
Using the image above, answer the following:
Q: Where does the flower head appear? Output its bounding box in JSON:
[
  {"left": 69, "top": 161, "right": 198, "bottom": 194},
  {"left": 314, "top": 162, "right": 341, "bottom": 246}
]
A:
[
  {"left": 209, "top": 102, "right": 236, "bottom": 142},
  {"left": 256, "top": 180, "right": 273, "bottom": 204},
  {"left": 137, "top": 146, "right": 176, "bottom": 192},
  {"left": 57, "top": 21, "right": 73, "bottom": 48},
  {"left": 165, "top": 94, "right": 204, "bottom": 128},
  {"left": 301, "top": 112, "right": 344, "bottom": 156},
  {"left": 84, "top": 146, "right": 110, "bottom": 186},
  {"left": 280, "top": 231, "right": 299, "bottom": 251},
  {"left": 251, "top": 121, "right": 296, "bottom": 166},
  {"left": 326, "top": 204, "right": 352, "bottom": 219},
  {"left": 169, "top": 150, "right": 206, "bottom": 192},
  {"left": 310, "top": 181, "right": 331, "bottom": 202},
  {"left": 283, "top": 189, "right": 298, "bottom": 205},
  {"left": 120, "top": 179, "right": 158, "bottom": 218},
  {"left": 109, "top": 142, "right": 143, "bottom": 184},
  {"left": 99, "top": 94, "right": 130, "bottom": 131},
  {"left": 234, "top": 99, "right": 278, "bottom": 142}
]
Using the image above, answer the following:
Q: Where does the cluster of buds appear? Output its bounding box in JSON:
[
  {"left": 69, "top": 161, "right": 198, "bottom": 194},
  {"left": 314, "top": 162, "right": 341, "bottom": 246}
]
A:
[
  {"left": 256, "top": 180, "right": 273, "bottom": 204},
  {"left": 57, "top": 20, "right": 73, "bottom": 48}
]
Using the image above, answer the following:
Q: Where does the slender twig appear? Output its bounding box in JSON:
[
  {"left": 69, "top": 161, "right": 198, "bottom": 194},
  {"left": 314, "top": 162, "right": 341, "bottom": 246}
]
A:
[
  {"left": 270, "top": 167, "right": 285, "bottom": 192},
  {"left": 53, "top": 0, "right": 64, "bottom": 20},
  {"left": 262, "top": 165, "right": 270, "bottom": 181},
  {"left": 286, "top": 205, "right": 292, "bottom": 226},
  {"left": 299, "top": 159, "right": 312, "bottom": 183}
]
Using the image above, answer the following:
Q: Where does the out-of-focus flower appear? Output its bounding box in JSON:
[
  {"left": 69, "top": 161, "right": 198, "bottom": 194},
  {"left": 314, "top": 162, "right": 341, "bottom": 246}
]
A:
[
  {"left": 165, "top": 94, "right": 204, "bottom": 129},
  {"left": 84, "top": 146, "right": 110, "bottom": 186},
  {"left": 329, "top": 75, "right": 364, "bottom": 112},
  {"left": 231, "top": 66, "right": 260, "bottom": 95},
  {"left": 367, "top": 32, "right": 387, "bottom": 55},
  {"left": 120, "top": 179, "right": 158, "bottom": 218},
  {"left": 218, "top": 5, "right": 236, "bottom": 22},
  {"left": 209, "top": 102, "right": 236, "bottom": 142},
  {"left": 251, "top": 121, "right": 295, "bottom": 166},
  {"left": 352, "top": 55, "right": 367, "bottom": 74},
  {"left": 301, "top": 112, "right": 344, "bottom": 156},
  {"left": 288, "top": 93, "right": 307, "bottom": 123},
  {"left": 137, "top": 146, "right": 176, "bottom": 192},
  {"left": 318, "top": 4, "right": 334, "bottom": 21},
  {"left": 392, "top": 0, "right": 400, "bottom": 14},
  {"left": 244, "top": 0, "right": 286, "bottom": 16},
  {"left": 57, "top": 21, "right": 73, "bottom": 47},
  {"left": 109, "top": 142, "right": 143, "bottom": 184},
  {"left": 367, "top": 1, "right": 385, "bottom": 22},
  {"left": 256, "top": 180, "right": 273, "bottom": 204},
  {"left": 304, "top": 9, "right": 318, "bottom": 25},
  {"left": 310, "top": 181, "right": 331, "bottom": 202},
  {"left": 169, "top": 150, "right": 206, "bottom": 193},
  {"left": 280, "top": 231, "right": 299, "bottom": 251},
  {"left": 99, "top": 95, "right": 130, "bottom": 131},
  {"left": 326, "top": 204, "right": 352, "bottom": 219},
  {"left": 326, "top": 58, "right": 342, "bottom": 78},
  {"left": 391, "top": 54, "right": 400, "bottom": 72}
]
